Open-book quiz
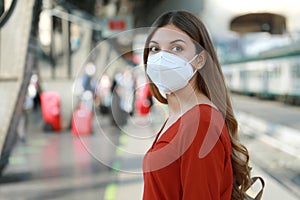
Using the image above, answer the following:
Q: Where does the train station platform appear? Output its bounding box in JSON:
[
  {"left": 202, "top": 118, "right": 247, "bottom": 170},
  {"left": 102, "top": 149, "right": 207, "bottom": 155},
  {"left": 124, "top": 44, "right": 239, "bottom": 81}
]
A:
[
  {"left": 1, "top": 1, "right": 300, "bottom": 199},
  {"left": 1, "top": 96, "right": 300, "bottom": 199}
]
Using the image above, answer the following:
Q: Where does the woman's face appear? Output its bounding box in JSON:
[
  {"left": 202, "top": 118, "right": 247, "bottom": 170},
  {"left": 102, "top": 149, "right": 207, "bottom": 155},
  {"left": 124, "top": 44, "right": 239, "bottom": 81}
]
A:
[{"left": 148, "top": 24, "right": 197, "bottom": 62}]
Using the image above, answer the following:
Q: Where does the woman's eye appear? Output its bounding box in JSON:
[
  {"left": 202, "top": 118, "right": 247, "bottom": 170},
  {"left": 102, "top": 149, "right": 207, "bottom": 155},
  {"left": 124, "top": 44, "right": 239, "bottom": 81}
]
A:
[
  {"left": 171, "top": 46, "right": 183, "bottom": 52},
  {"left": 149, "top": 46, "right": 159, "bottom": 52}
]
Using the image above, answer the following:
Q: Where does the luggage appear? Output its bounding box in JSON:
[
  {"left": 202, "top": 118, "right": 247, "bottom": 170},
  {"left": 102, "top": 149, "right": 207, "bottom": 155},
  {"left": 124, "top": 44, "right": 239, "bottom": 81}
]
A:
[
  {"left": 135, "top": 83, "right": 153, "bottom": 115},
  {"left": 40, "top": 91, "right": 61, "bottom": 131},
  {"left": 71, "top": 103, "right": 93, "bottom": 135}
]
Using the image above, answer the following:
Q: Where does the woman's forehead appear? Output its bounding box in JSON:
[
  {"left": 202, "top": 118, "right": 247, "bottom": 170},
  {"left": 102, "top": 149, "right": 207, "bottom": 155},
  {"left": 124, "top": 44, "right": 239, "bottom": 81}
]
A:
[{"left": 150, "top": 24, "right": 192, "bottom": 43}]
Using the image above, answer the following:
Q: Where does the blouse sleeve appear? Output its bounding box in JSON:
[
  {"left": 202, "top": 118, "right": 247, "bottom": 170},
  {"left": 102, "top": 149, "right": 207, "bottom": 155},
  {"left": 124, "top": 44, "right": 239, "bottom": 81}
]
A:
[{"left": 179, "top": 120, "right": 228, "bottom": 200}]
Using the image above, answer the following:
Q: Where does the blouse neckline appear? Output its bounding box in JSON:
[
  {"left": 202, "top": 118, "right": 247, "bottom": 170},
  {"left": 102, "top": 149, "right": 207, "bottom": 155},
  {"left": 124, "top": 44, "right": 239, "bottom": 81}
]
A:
[{"left": 152, "top": 103, "right": 218, "bottom": 147}]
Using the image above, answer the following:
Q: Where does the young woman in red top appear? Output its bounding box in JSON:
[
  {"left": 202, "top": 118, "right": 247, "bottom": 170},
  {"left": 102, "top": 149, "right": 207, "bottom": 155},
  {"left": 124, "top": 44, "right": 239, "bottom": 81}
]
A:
[{"left": 143, "top": 11, "right": 251, "bottom": 200}]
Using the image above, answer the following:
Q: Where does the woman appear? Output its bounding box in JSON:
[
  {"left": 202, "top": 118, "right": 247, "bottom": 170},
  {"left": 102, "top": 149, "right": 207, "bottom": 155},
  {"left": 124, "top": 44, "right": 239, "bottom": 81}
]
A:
[{"left": 142, "top": 11, "right": 251, "bottom": 200}]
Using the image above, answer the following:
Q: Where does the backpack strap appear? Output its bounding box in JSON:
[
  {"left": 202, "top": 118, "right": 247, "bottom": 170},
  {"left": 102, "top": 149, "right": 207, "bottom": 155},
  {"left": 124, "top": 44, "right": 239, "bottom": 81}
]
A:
[{"left": 245, "top": 176, "right": 265, "bottom": 200}]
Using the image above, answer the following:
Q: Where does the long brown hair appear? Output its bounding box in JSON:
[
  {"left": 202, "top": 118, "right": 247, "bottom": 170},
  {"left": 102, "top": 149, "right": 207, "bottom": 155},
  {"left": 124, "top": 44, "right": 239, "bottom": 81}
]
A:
[{"left": 143, "top": 11, "right": 251, "bottom": 200}]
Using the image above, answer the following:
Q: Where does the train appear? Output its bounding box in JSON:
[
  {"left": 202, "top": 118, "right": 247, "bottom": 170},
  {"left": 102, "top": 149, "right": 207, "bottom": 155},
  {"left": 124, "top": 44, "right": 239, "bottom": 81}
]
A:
[{"left": 222, "top": 44, "right": 300, "bottom": 104}]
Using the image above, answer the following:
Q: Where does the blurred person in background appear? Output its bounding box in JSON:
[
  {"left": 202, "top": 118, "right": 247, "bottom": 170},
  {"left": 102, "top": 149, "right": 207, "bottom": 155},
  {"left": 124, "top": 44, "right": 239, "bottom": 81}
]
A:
[
  {"left": 142, "top": 11, "right": 252, "bottom": 200},
  {"left": 82, "top": 62, "right": 97, "bottom": 92},
  {"left": 97, "top": 74, "right": 112, "bottom": 115},
  {"left": 110, "top": 72, "right": 131, "bottom": 127}
]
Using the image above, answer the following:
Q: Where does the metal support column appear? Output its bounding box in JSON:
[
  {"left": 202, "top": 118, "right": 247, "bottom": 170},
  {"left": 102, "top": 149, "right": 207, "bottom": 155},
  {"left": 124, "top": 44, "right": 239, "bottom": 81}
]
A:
[
  {"left": 62, "top": 10, "right": 71, "bottom": 79},
  {"left": 50, "top": 16, "right": 56, "bottom": 79}
]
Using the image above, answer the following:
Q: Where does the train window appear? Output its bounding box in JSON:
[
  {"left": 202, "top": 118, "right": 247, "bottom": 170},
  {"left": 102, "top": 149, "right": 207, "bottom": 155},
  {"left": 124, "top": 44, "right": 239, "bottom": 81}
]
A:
[
  {"left": 275, "top": 66, "right": 281, "bottom": 77},
  {"left": 269, "top": 65, "right": 281, "bottom": 78},
  {"left": 292, "top": 63, "right": 300, "bottom": 79}
]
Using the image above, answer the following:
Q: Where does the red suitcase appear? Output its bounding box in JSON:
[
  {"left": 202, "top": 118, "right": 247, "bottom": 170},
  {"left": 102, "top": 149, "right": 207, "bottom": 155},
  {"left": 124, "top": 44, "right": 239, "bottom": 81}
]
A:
[
  {"left": 135, "top": 84, "right": 153, "bottom": 115},
  {"left": 71, "top": 103, "right": 93, "bottom": 135},
  {"left": 40, "top": 91, "right": 61, "bottom": 131}
]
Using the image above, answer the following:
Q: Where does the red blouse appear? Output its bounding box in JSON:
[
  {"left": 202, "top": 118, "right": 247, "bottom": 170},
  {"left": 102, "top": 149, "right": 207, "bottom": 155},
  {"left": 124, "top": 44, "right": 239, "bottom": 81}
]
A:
[{"left": 143, "top": 104, "right": 233, "bottom": 200}]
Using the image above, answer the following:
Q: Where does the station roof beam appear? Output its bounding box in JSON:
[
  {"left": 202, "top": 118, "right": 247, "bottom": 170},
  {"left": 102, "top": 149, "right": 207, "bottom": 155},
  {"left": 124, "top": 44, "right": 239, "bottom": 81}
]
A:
[{"left": 230, "top": 13, "right": 286, "bottom": 35}]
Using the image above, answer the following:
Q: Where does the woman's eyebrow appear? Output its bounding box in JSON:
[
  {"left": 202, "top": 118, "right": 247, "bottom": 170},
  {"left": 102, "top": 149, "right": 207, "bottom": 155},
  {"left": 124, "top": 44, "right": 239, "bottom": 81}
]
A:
[
  {"left": 170, "top": 39, "right": 186, "bottom": 44},
  {"left": 149, "top": 40, "right": 158, "bottom": 44},
  {"left": 149, "top": 39, "right": 187, "bottom": 44}
]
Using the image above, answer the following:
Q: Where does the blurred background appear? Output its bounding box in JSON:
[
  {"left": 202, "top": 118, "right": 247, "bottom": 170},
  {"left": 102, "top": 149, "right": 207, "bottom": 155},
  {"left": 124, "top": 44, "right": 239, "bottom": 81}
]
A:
[{"left": 0, "top": 0, "right": 300, "bottom": 199}]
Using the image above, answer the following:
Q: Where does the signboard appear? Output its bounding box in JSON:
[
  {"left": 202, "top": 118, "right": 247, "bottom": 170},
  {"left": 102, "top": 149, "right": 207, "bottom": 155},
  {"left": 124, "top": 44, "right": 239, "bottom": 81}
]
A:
[
  {"left": 102, "top": 15, "right": 133, "bottom": 38},
  {"left": 108, "top": 19, "right": 126, "bottom": 30}
]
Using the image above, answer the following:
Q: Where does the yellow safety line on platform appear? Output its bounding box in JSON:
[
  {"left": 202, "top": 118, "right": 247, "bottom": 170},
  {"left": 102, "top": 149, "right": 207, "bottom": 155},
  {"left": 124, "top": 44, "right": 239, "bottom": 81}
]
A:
[{"left": 103, "top": 131, "right": 127, "bottom": 200}]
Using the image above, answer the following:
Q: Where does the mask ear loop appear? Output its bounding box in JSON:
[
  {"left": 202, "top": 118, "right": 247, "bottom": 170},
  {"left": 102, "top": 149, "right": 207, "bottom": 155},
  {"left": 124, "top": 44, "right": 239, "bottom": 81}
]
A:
[
  {"left": 188, "top": 54, "right": 198, "bottom": 64},
  {"left": 188, "top": 54, "right": 200, "bottom": 74}
]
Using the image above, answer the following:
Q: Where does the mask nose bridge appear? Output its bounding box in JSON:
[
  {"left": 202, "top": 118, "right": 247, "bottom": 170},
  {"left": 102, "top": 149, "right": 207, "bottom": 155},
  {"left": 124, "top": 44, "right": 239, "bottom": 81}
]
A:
[
  {"left": 162, "top": 51, "right": 198, "bottom": 64},
  {"left": 158, "top": 51, "right": 177, "bottom": 64}
]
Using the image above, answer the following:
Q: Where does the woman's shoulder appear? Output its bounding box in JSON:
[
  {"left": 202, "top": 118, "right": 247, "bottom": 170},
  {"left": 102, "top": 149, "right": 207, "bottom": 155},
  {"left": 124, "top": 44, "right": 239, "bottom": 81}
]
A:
[
  {"left": 184, "top": 103, "right": 223, "bottom": 122},
  {"left": 178, "top": 103, "right": 226, "bottom": 139}
]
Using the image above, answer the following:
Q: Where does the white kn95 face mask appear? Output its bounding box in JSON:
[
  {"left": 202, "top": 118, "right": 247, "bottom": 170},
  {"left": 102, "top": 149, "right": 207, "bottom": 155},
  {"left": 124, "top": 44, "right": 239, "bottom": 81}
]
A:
[{"left": 146, "top": 51, "right": 198, "bottom": 97}]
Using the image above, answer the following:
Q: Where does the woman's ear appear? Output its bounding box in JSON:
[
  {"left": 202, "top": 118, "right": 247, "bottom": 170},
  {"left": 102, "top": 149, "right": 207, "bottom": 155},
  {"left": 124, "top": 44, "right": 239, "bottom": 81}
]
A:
[{"left": 195, "top": 50, "right": 207, "bottom": 70}]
